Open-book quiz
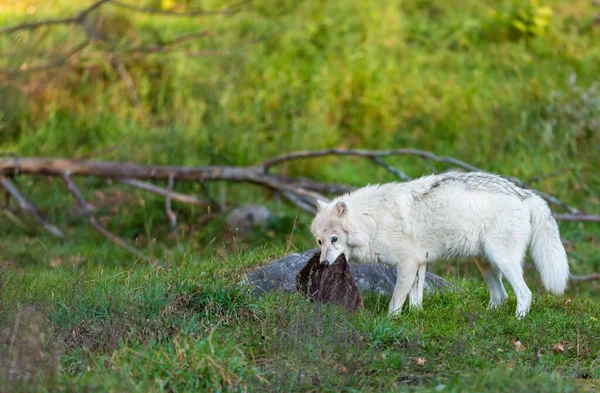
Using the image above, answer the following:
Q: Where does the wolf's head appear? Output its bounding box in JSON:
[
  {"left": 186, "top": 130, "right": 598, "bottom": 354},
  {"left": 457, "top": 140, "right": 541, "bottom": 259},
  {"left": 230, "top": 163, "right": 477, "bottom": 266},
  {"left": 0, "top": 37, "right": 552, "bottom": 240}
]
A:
[{"left": 310, "top": 199, "right": 350, "bottom": 266}]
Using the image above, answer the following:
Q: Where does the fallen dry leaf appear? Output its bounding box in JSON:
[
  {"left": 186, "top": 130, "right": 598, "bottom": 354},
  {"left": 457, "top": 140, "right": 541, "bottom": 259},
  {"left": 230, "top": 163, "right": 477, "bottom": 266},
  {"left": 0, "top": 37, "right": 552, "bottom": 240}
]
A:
[
  {"left": 513, "top": 340, "right": 525, "bottom": 352},
  {"left": 334, "top": 364, "right": 348, "bottom": 373},
  {"left": 50, "top": 257, "right": 63, "bottom": 268},
  {"left": 553, "top": 341, "right": 566, "bottom": 353}
]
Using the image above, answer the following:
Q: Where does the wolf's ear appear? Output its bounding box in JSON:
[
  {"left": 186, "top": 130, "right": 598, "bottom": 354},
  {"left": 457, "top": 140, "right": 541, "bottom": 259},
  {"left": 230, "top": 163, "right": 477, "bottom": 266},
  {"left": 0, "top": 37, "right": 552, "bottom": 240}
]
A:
[
  {"left": 316, "top": 200, "right": 328, "bottom": 212},
  {"left": 335, "top": 201, "right": 347, "bottom": 217}
]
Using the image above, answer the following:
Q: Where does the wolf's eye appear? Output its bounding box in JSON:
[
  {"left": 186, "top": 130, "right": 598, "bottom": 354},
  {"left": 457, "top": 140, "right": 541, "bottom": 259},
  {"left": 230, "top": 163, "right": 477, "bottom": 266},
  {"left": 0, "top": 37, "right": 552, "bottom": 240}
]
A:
[
  {"left": 318, "top": 240, "right": 322, "bottom": 246},
  {"left": 331, "top": 236, "right": 338, "bottom": 243}
]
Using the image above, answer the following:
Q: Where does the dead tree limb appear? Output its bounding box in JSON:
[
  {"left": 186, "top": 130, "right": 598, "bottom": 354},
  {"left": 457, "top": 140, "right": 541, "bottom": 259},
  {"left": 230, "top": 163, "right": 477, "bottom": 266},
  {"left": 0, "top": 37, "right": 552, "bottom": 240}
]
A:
[
  {"left": 0, "top": 0, "right": 109, "bottom": 35},
  {"left": 370, "top": 157, "right": 412, "bottom": 181},
  {"left": 569, "top": 273, "right": 600, "bottom": 282},
  {"left": 120, "top": 178, "right": 207, "bottom": 205},
  {"left": 1, "top": 151, "right": 598, "bottom": 259},
  {"left": 110, "top": 0, "right": 251, "bottom": 17},
  {"left": 165, "top": 174, "right": 184, "bottom": 253},
  {"left": 62, "top": 172, "right": 142, "bottom": 256},
  {"left": 260, "top": 148, "right": 582, "bottom": 214},
  {"left": 0, "top": 41, "right": 90, "bottom": 76},
  {"left": 0, "top": 176, "right": 64, "bottom": 238},
  {"left": 0, "top": 0, "right": 248, "bottom": 79},
  {"left": 553, "top": 214, "right": 600, "bottom": 223},
  {"left": 261, "top": 148, "right": 483, "bottom": 173}
]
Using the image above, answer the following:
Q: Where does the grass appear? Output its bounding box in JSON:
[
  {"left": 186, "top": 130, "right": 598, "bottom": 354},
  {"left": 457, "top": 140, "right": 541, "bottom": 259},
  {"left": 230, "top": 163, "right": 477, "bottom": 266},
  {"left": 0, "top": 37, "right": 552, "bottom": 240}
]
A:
[
  {"left": 1, "top": 0, "right": 600, "bottom": 391},
  {"left": 1, "top": 250, "right": 599, "bottom": 392}
]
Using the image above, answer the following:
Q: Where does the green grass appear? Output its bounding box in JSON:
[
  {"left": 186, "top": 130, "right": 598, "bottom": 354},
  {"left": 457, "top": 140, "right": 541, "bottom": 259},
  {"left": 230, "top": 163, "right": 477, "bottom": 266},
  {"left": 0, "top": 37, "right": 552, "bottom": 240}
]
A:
[
  {"left": 1, "top": 251, "right": 599, "bottom": 392},
  {"left": 1, "top": 0, "right": 600, "bottom": 391}
]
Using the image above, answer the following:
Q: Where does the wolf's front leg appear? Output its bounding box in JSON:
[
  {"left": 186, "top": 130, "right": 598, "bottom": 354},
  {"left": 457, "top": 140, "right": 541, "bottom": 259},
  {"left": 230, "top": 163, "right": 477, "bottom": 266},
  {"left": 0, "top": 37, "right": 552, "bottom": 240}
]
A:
[
  {"left": 408, "top": 264, "right": 427, "bottom": 308},
  {"left": 389, "top": 260, "right": 420, "bottom": 316}
]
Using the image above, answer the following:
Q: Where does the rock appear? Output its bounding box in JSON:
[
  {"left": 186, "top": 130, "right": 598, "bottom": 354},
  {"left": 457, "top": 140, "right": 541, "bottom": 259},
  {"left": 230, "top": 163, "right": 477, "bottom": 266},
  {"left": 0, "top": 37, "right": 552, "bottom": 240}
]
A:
[
  {"left": 244, "top": 248, "right": 453, "bottom": 297},
  {"left": 226, "top": 205, "right": 273, "bottom": 237}
]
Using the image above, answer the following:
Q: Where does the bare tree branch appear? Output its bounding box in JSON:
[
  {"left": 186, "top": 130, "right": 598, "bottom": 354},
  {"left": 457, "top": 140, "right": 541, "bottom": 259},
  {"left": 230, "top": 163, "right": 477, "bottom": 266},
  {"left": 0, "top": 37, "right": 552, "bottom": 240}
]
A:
[
  {"left": 120, "top": 178, "right": 207, "bottom": 205},
  {"left": 108, "top": 52, "right": 140, "bottom": 105},
  {"left": 523, "top": 167, "right": 576, "bottom": 187},
  {"left": 0, "top": 0, "right": 109, "bottom": 35},
  {"left": 0, "top": 176, "right": 64, "bottom": 238},
  {"left": 370, "top": 157, "right": 412, "bottom": 181},
  {"left": 62, "top": 172, "right": 143, "bottom": 256},
  {"left": 110, "top": 0, "right": 251, "bottom": 17},
  {"left": 553, "top": 213, "right": 600, "bottom": 223},
  {"left": 569, "top": 273, "right": 600, "bottom": 282},
  {"left": 261, "top": 148, "right": 484, "bottom": 173},
  {"left": 165, "top": 174, "right": 184, "bottom": 253},
  {"left": 125, "top": 31, "right": 212, "bottom": 54},
  {"left": 260, "top": 148, "right": 582, "bottom": 214},
  {"left": 0, "top": 41, "right": 90, "bottom": 76},
  {"left": 0, "top": 0, "right": 247, "bottom": 78}
]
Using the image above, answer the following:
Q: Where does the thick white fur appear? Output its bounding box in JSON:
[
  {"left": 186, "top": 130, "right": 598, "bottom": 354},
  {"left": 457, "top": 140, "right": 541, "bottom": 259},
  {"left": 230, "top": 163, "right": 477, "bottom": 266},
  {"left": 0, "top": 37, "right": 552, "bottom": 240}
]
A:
[{"left": 310, "top": 172, "right": 570, "bottom": 319}]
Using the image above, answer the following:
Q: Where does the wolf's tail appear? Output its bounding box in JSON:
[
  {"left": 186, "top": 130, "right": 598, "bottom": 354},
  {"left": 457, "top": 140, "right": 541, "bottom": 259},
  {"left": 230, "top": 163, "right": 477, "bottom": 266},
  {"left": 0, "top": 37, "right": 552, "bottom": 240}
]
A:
[{"left": 525, "top": 195, "right": 570, "bottom": 294}]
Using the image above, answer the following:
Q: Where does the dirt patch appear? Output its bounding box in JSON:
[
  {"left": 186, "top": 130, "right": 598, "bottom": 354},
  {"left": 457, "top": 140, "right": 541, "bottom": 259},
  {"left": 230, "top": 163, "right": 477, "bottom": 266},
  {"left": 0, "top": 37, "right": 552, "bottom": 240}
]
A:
[{"left": 0, "top": 306, "right": 60, "bottom": 391}]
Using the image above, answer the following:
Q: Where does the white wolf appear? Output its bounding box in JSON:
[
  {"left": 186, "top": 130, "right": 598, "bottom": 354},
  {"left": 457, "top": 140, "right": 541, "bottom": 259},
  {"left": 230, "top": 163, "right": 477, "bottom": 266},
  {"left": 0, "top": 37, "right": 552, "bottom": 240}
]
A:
[{"left": 310, "top": 172, "right": 570, "bottom": 318}]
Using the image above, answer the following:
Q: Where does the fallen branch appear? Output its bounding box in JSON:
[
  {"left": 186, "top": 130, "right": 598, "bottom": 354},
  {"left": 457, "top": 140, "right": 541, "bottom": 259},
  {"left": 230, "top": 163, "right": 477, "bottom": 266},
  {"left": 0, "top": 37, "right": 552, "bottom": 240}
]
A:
[
  {"left": 0, "top": 176, "right": 64, "bottom": 238},
  {"left": 165, "top": 174, "right": 183, "bottom": 253},
  {"left": 569, "top": 273, "right": 600, "bottom": 282},
  {"left": 261, "top": 148, "right": 582, "bottom": 214},
  {"left": 0, "top": 0, "right": 109, "bottom": 35},
  {"left": 120, "top": 178, "right": 207, "bottom": 205},
  {"left": 1, "top": 150, "right": 598, "bottom": 259},
  {"left": 0, "top": 41, "right": 90, "bottom": 76},
  {"left": 62, "top": 172, "right": 142, "bottom": 256},
  {"left": 110, "top": 0, "right": 251, "bottom": 17},
  {"left": 553, "top": 213, "right": 600, "bottom": 223}
]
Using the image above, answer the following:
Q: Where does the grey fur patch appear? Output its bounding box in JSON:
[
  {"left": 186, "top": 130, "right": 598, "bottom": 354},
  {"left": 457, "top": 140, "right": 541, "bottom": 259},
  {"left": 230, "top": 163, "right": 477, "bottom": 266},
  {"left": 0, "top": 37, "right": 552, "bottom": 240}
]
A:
[{"left": 424, "top": 172, "right": 531, "bottom": 201}]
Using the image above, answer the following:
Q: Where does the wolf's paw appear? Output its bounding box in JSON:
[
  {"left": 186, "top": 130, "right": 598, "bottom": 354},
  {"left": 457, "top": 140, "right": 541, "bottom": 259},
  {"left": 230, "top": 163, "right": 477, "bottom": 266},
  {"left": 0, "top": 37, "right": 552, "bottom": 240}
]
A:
[
  {"left": 515, "top": 309, "right": 529, "bottom": 320},
  {"left": 488, "top": 296, "right": 508, "bottom": 309},
  {"left": 388, "top": 306, "right": 403, "bottom": 317}
]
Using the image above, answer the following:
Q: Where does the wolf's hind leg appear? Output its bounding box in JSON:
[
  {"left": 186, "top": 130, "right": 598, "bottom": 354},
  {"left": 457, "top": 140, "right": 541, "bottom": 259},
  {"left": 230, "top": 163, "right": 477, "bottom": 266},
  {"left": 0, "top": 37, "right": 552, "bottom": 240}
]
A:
[
  {"left": 389, "top": 260, "right": 420, "bottom": 316},
  {"left": 475, "top": 258, "right": 508, "bottom": 309},
  {"left": 485, "top": 244, "right": 532, "bottom": 319},
  {"left": 409, "top": 264, "right": 427, "bottom": 308}
]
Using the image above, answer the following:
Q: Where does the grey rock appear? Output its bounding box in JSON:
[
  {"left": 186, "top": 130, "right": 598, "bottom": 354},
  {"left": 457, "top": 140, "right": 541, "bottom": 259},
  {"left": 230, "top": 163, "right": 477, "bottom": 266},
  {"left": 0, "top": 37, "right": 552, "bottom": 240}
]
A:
[
  {"left": 226, "top": 204, "right": 273, "bottom": 237},
  {"left": 244, "top": 248, "right": 453, "bottom": 296}
]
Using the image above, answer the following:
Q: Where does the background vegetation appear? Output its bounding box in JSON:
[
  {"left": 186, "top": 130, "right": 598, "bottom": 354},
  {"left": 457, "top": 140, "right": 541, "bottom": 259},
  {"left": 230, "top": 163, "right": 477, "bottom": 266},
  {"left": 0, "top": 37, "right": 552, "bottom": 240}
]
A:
[{"left": 0, "top": 0, "right": 599, "bottom": 391}]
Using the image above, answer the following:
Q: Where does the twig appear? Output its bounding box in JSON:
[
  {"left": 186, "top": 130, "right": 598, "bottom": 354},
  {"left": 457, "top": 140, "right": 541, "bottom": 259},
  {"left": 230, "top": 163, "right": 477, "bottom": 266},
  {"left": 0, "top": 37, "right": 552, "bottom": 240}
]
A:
[
  {"left": 0, "top": 0, "right": 109, "bottom": 35},
  {"left": 524, "top": 168, "right": 575, "bottom": 187},
  {"left": 554, "top": 213, "right": 600, "bottom": 223},
  {"left": 282, "top": 191, "right": 318, "bottom": 214},
  {"left": 125, "top": 31, "right": 212, "bottom": 54},
  {"left": 165, "top": 174, "right": 184, "bottom": 253},
  {"left": 569, "top": 273, "right": 600, "bottom": 282},
  {"left": 110, "top": 0, "right": 251, "bottom": 17},
  {"left": 199, "top": 181, "right": 221, "bottom": 212},
  {"left": 62, "top": 172, "right": 142, "bottom": 257},
  {"left": 120, "top": 178, "right": 207, "bottom": 205},
  {"left": 108, "top": 52, "right": 140, "bottom": 105},
  {"left": 0, "top": 41, "right": 90, "bottom": 76},
  {"left": 261, "top": 148, "right": 483, "bottom": 173},
  {"left": 261, "top": 148, "right": 582, "bottom": 214},
  {"left": 0, "top": 156, "right": 596, "bottom": 222},
  {"left": 0, "top": 176, "right": 64, "bottom": 238},
  {"left": 370, "top": 157, "right": 412, "bottom": 181}
]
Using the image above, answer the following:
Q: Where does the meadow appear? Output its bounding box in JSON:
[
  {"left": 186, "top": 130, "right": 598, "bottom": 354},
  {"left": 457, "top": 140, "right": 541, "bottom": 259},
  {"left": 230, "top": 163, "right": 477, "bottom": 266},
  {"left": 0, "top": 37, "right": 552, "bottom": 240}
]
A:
[{"left": 1, "top": 0, "right": 599, "bottom": 391}]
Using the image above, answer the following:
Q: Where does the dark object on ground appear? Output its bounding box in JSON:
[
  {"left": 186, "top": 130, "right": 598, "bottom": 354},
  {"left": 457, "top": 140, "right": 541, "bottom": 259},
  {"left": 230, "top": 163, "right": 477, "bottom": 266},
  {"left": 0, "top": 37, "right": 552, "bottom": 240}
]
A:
[
  {"left": 295, "top": 252, "right": 363, "bottom": 312},
  {"left": 244, "top": 248, "right": 453, "bottom": 297},
  {"left": 226, "top": 204, "right": 273, "bottom": 237}
]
